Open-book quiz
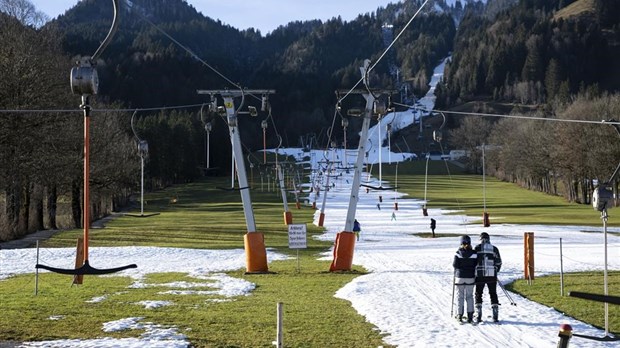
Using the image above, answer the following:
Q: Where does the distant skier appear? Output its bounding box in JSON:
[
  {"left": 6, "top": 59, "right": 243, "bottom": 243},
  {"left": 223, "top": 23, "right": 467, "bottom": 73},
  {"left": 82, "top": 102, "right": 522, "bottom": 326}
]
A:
[
  {"left": 353, "top": 219, "right": 361, "bottom": 241},
  {"left": 391, "top": 212, "right": 396, "bottom": 221},
  {"left": 474, "top": 232, "right": 503, "bottom": 322},
  {"left": 453, "top": 235, "right": 477, "bottom": 323},
  {"left": 430, "top": 218, "right": 436, "bottom": 237}
]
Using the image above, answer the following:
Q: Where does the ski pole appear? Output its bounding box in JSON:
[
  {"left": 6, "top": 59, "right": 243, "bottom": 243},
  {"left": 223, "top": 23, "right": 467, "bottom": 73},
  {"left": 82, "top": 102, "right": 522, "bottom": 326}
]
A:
[
  {"left": 497, "top": 280, "right": 517, "bottom": 306},
  {"left": 450, "top": 271, "right": 456, "bottom": 317}
]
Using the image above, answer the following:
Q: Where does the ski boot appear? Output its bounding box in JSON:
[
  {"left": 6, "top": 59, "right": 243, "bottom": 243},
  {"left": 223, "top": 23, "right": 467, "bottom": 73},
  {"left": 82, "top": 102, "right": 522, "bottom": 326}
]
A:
[
  {"left": 492, "top": 304, "right": 499, "bottom": 322},
  {"left": 456, "top": 314, "right": 463, "bottom": 322},
  {"left": 467, "top": 312, "right": 474, "bottom": 323},
  {"left": 475, "top": 303, "right": 483, "bottom": 323}
]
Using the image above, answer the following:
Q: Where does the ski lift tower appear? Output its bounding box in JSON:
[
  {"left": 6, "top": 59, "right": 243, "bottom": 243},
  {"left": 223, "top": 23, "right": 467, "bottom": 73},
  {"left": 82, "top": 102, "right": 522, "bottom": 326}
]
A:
[
  {"left": 330, "top": 60, "right": 395, "bottom": 272},
  {"left": 197, "top": 89, "right": 275, "bottom": 273},
  {"left": 591, "top": 120, "right": 620, "bottom": 338}
]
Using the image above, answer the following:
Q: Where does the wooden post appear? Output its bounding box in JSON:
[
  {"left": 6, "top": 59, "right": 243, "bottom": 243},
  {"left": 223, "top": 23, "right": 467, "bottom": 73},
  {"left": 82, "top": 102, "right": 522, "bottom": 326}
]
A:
[
  {"left": 524, "top": 232, "right": 534, "bottom": 283},
  {"left": 275, "top": 302, "right": 283, "bottom": 348}
]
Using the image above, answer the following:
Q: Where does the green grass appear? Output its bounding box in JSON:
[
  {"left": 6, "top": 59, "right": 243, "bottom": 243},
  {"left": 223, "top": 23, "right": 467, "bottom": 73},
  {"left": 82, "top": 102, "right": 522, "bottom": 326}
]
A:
[
  {"left": 378, "top": 161, "right": 618, "bottom": 227},
  {"left": 508, "top": 271, "right": 620, "bottom": 335},
  {"left": 1, "top": 169, "right": 619, "bottom": 346},
  {"left": 0, "top": 259, "right": 384, "bottom": 347}
]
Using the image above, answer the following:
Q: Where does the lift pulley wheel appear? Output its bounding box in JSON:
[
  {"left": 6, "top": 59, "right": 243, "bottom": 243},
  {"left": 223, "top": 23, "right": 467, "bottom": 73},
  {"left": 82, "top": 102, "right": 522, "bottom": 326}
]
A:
[{"left": 70, "top": 62, "right": 98, "bottom": 96}]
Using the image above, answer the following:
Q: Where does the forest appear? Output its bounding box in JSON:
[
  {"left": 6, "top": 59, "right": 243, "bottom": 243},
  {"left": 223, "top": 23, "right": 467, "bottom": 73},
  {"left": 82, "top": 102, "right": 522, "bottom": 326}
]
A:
[{"left": 1, "top": 0, "right": 619, "bottom": 241}]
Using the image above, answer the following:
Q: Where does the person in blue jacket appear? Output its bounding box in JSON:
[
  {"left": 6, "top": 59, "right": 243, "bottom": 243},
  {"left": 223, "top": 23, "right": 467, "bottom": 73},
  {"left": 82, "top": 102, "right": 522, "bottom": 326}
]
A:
[
  {"left": 353, "top": 219, "right": 361, "bottom": 241},
  {"left": 453, "top": 235, "right": 477, "bottom": 323}
]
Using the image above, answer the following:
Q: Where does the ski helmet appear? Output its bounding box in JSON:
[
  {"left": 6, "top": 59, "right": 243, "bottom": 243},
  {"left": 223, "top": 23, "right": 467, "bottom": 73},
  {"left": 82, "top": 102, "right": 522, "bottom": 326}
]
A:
[
  {"left": 480, "top": 232, "right": 490, "bottom": 242},
  {"left": 460, "top": 235, "right": 471, "bottom": 245}
]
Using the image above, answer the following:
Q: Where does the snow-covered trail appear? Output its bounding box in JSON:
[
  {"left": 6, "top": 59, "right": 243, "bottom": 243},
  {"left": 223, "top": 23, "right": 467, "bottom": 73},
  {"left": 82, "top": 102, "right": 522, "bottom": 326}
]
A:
[{"left": 298, "top": 156, "right": 620, "bottom": 347}]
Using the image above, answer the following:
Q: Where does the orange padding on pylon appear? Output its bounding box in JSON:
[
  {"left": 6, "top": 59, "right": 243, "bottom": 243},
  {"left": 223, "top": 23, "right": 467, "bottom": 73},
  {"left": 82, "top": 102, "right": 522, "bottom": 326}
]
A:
[
  {"left": 318, "top": 212, "right": 325, "bottom": 227},
  {"left": 244, "top": 232, "right": 269, "bottom": 273},
  {"left": 284, "top": 211, "right": 293, "bottom": 225},
  {"left": 329, "top": 232, "right": 356, "bottom": 272}
]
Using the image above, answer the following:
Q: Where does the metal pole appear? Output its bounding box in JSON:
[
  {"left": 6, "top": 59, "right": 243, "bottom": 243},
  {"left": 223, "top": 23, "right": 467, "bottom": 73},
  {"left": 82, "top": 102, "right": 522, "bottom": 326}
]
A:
[
  {"left": 378, "top": 117, "right": 382, "bottom": 187},
  {"left": 482, "top": 144, "right": 487, "bottom": 212},
  {"left": 222, "top": 96, "right": 256, "bottom": 232},
  {"left": 343, "top": 92, "right": 374, "bottom": 232},
  {"left": 276, "top": 302, "right": 283, "bottom": 348},
  {"left": 603, "top": 209, "right": 609, "bottom": 336},
  {"left": 320, "top": 163, "right": 332, "bottom": 216},
  {"left": 35, "top": 240, "right": 40, "bottom": 295},
  {"left": 140, "top": 155, "right": 144, "bottom": 216},
  {"left": 231, "top": 148, "right": 235, "bottom": 189},
  {"left": 560, "top": 238, "right": 564, "bottom": 296},
  {"left": 450, "top": 271, "right": 455, "bottom": 317},
  {"left": 278, "top": 164, "right": 289, "bottom": 213},
  {"left": 207, "top": 128, "right": 210, "bottom": 169},
  {"left": 82, "top": 95, "right": 91, "bottom": 262}
]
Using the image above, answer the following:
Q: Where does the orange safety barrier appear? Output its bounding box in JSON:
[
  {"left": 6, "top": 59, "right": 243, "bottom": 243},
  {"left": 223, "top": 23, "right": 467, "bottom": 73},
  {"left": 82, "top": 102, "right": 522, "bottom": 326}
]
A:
[
  {"left": 329, "top": 231, "right": 356, "bottom": 272},
  {"left": 284, "top": 211, "right": 293, "bottom": 225},
  {"left": 312, "top": 201, "right": 316, "bottom": 209},
  {"left": 318, "top": 212, "right": 325, "bottom": 227},
  {"left": 483, "top": 212, "right": 491, "bottom": 227},
  {"left": 295, "top": 201, "right": 301, "bottom": 209},
  {"left": 244, "top": 232, "right": 269, "bottom": 273}
]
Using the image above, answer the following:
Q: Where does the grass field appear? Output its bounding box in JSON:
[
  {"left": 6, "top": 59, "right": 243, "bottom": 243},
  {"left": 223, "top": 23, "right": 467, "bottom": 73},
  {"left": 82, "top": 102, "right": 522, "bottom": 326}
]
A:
[{"left": 1, "top": 163, "right": 618, "bottom": 346}]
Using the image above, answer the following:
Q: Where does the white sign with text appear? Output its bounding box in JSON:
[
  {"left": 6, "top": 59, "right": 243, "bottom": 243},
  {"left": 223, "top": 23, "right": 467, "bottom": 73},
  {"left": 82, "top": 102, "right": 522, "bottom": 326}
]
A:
[{"left": 288, "top": 224, "right": 307, "bottom": 249}]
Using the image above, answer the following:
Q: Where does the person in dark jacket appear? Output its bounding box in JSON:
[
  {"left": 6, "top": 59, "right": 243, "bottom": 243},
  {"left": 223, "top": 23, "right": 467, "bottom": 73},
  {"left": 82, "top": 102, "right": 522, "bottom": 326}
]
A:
[
  {"left": 453, "top": 235, "right": 477, "bottom": 322},
  {"left": 474, "top": 232, "right": 502, "bottom": 322},
  {"left": 353, "top": 219, "right": 361, "bottom": 241}
]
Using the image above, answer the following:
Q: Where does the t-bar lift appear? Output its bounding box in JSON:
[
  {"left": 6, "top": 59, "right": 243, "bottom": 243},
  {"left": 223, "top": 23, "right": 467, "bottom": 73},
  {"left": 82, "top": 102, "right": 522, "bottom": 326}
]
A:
[
  {"left": 330, "top": 63, "right": 394, "bottom": 271},
  {"left": 197, "top": 89, "right": 275, "bottom": 273}
]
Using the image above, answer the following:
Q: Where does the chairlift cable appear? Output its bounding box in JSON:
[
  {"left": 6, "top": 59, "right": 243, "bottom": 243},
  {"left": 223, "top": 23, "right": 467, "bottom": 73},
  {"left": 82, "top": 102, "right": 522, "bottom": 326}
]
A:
[
  {"left": 391, "top": 102, "right": 620, "bottom": 126},
  {"left": 0, "top": 103, "right": 207, "bottom": 114},
  {"left": 337, "top": 0, "right": 430, "bottom": 104},
  {"left": 127, "top": 0, "right": 242, "bottom": 92}
]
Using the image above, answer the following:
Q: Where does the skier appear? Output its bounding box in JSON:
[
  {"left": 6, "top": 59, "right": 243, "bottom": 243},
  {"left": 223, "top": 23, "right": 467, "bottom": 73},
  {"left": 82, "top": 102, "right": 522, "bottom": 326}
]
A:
[
  {"left": 474, "top": 232, "right": 502, "bottom": 322},
  {"left": 453, "top": 235, "right": 477, "bottom": 323},
  {"left": 353, "top": 219, "right": 361, "bottom": 241},
  {"left": 430, "top": 218, "right": 436, "bottom": 237}
]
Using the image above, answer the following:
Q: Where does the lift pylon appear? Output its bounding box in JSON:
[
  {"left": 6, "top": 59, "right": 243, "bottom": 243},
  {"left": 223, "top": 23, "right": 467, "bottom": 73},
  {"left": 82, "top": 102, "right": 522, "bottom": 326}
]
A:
[
  {"left": 197, "top": 89, "right": 275, "bottom": 273},
  {"left": 330, "top": 72, "right": 395, "bottom": 271}
]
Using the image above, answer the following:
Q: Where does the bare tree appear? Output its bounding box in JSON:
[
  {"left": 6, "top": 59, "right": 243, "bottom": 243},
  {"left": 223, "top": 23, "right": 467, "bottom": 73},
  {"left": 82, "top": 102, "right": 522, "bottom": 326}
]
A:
[
  {"left": 0, "top": 0, "right": 48, "bottom": 27},
  {"left": 448, "top": 116, "right": 493, "bottom": 172}
]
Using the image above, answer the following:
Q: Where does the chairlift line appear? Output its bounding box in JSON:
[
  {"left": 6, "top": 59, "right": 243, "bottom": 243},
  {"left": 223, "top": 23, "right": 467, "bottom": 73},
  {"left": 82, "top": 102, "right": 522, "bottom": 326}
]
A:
[
  {"left": 393, "top": 102, "right": 620, "bottom": 126},
  {"left": 336, "top": 0, "right": 431, "bottom": 104}
]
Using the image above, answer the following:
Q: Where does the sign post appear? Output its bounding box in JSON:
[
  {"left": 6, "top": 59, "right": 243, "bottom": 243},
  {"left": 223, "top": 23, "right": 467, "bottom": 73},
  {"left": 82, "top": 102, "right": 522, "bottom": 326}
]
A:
[{"left": 288, "top": 224, "right": 307, "bottom": 272}]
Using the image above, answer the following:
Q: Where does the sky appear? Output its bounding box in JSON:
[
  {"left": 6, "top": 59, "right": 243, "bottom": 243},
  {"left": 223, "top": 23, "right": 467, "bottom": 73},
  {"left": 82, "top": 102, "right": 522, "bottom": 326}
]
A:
[
  {"left": 2, "top": 56, "right": 619, "bottom": 347},
  {"left": 29, "top": 0, "right": 398, "bottom": 34}
]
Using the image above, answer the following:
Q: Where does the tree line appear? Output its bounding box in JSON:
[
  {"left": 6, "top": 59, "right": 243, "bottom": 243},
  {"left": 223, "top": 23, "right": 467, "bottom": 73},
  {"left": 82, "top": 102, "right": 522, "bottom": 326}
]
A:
[
  {"left": 2, "top": 0, "right": 619, "bottom": 241},
  {"left": 448, "top": 92, "right": 620, "bottom": 205}
]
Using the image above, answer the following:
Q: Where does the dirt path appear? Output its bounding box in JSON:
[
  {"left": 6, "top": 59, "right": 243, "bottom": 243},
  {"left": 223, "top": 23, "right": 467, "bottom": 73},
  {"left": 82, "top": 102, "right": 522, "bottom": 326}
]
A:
[{"left": 0, "top": 212, "right": 122, "bottom": 250}]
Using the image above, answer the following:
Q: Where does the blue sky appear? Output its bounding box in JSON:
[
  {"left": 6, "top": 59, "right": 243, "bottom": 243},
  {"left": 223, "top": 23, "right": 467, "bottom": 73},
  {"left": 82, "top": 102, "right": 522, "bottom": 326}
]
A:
[{"left": 30, "top": 0, "right": 397, "bottom": 34}]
